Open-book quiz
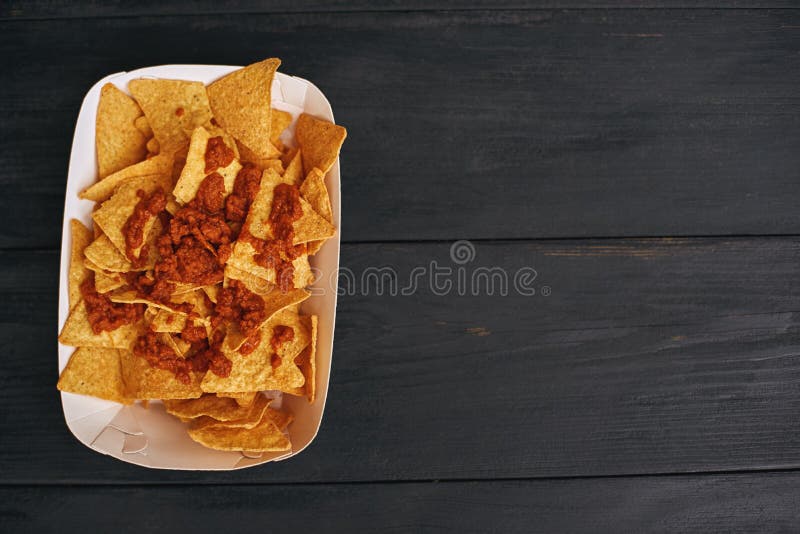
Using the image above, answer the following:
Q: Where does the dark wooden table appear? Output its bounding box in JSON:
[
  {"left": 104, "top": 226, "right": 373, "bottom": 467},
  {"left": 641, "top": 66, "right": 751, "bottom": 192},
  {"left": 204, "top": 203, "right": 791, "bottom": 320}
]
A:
[{"left": 2, "top": 1, "right": 800, "bottom": 532}]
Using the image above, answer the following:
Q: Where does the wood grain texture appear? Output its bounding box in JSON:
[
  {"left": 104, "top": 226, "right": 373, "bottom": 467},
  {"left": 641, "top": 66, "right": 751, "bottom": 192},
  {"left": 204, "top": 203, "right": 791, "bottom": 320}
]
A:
[
  {"left": 3, "top": 472, "right": 800, "bottom": 533},
  {"left": 4, "top": 238, "right": 800, "bottom": 483},
  {"left": 4, "top": 2, "right": 799, "bottom": 20},
  {"left": 2, "top": 10, "right": 800, "bottom": 247}
]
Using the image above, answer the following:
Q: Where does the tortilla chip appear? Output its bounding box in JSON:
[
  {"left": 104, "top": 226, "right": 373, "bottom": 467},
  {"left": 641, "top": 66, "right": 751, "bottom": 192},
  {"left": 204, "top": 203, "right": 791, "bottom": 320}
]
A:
[
  {"left": 202, "top": 284, "right": 220, "bottom": 304},
  {"left": 85, "top": 233, "right": 140, "bottom": 272},
  {"left": 58, "top": 300, "right": 142, "bottom": 349},
  {"left": 146, "top": 137, "right": 160, "bottom": 155},
  {"left": 246, "top": 169, "right": 335, "bottom": 244},
  {"left": 111, "top": 287, "right": 210, "bottom": 317},
  {"left": 282, "top": 148, "right": 303, "bottom": 185},
  {"left": 295, "top": 113, "right": 346, "bottom": 175},
  {"left": 68, "top": 220, "right": 93, "bottom": 309},
  {"left": 222, "top": 281, "right": 310, "bottom": 352},
  {"left": 266, "top": 408, "right": 294, "bottom": 430},
  {"left": 235, "top": 140, "right": 283, "bottom": 170},
  {"left": 92, "top": 178, "right": 165, "bottom": 258},
  {"left": 207, "top": 58, "right": 281, "bottom": 160},
  {"left": 189, "top": 394, "right": 271, "bottom": 430},
  {"left": 173, "top": 126, "right": 241, "bottom": 205},
  {"left": 128, "top": 78, "right": 213, "bottom": 155},
  {"left": 271, "top": 109, "right": 292, "bottom": 145},
  {"left": 300, "top": 168, "right": 333, "bottom": 255},
  {"left": 149, "top": 309, "right": 188, "bottom": 333},
  {"left": 80, "top": 153, "right": 173, "bottom": 203},
  {"left": 57, "top": 347, "right": 132, "bottom": 404},
  {"left": 227, "top": 240, "right": 315, "bottom": 290},
  {"left": 134, "top": 115, "right": 153, "bottom": 138},
  {"left": 201, "top": 309, "right": 309, "bottom": 393},
  {"left": 119, "top": 349, "right": 203, "bottom": 400},
  {"left": 187, "top": 415, "right": 290, "bottom": 452},
  {"left": 217, "top": 391, "right": 257, "bottom": 405},
  {"left": 96, "top": 83, "right": 148, "bottom": 179},
  {"left": 94, "top": 269, "right": 125, "bottom": 294},
  {"left": 287, "top": 315, "right": 318, "bottom": 402},
  {"left": 164, "top": 394, "right": 257, "bottom": 421}
]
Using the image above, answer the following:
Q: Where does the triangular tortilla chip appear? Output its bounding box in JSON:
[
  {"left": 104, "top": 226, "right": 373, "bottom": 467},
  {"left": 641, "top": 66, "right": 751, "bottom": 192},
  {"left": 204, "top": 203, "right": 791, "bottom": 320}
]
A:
[
  {"left": 58, "top": 300, "right": 142, "bottom": 349},
  {"left": 270, "top": 109, "right": 292, "bottom": 145},
  {"left": 295, "top": 113, "right": 346, "bottom": 175},
  {"left": 286, "top": 315, "right": 318, "bottom": 402},
  {"left": 221, "top": 276, "right": 310, "bottom": 352},
  {"left": 164, "top": 394, "right": 259, "bottom": 421},
  {"left": 299, "top": 168, "right": 334, "bottom": 255},
  {"left": 96, "top": 83, "right": 148, "bottom": 179},
  {"left": 282, "top": 148, "right": 303, "bottom": 185},
  {"left": 119, "top": 349, "right": 203, "bottom": 400},
  {"left": 92, "top": 179, "right": 165, "bottom": 259},
  {"left": 216, "top": 391, "right": 257, "bottom": 407},
  {"left": 207, "top": 58, "right": 280, "bottom": 160},
  {"left": 246, "top": 169, "right": 335, "bottom": 244},
  {"left": 68, "top": 219, "right": 93, "bottom": 309},
  {"left": 134, "top": 115, "right": 153, "bottom": 138},
  {"left": 173, "top": 126, "right": 241, "bottom": 205},
  {"left": 187, "top": 415, "right": 290, "bottom": 452},
  {"left": 190, "top": 395, "right": 272, "bottom": 430},
  {"left": 80, "top": 154, "right": 173, "bottom": 203},
  {"left": 94, "top": 269, "right": 125, "bottom": 294},
  {"left": 57, "top": 347, "right": 133, "bottom": 404},
  {"left": 128, "top": 78, "right": 213, "bottom": 155},
  {"left": 265, "top": 407, "right": 294, "bottom": 430},
  {"left": 200, "top": 310, "right": 308, "bottom": 393},
  {"left": 227, "top": 240, "right": 314, "bottom": 290},
  {"left": 84, "top": 233, "right": 154, "bottom": 272}
]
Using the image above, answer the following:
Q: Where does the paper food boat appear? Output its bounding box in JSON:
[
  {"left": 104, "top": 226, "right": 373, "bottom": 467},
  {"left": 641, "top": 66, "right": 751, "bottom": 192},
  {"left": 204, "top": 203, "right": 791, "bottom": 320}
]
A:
[{"left": 57, "top": 65, "right": 340, "bottom": 470}]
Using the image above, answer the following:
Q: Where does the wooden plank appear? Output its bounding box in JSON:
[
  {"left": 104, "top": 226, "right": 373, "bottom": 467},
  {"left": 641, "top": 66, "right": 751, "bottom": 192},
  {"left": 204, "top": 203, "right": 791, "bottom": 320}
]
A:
[
  {"left": 2, "top": 472, "right": 800, "bottom": 532},
  {"left": 3, "top": 2, "right": 799, "bottom": 21},
  {"left": 2, "top": 10, "right": 800, "bottom": 247},
  {"left": 5, "top": 237, "right": 800, "bottom": 483}
]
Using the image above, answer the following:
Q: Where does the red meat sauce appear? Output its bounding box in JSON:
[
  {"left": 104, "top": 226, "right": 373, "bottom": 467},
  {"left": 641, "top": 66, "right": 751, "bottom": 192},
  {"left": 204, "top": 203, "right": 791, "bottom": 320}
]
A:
[
  {"left": 133, "top": 327, "right": 231, "bottom": 385},
  {"left": 121, "top": 147, "right": 279, "bottom": 382},
  {"left": 204, "top": 136, "right": 235, "bottom": 174},
  {"left": 80, "top": 274, "right": 144, "bottom": 334}
]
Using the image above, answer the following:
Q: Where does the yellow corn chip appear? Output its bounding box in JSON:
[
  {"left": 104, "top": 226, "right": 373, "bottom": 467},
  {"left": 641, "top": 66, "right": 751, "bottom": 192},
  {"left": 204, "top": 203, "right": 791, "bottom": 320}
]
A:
[
  {"left": 68, "top": 219, "right": 93, "bottom": 309},
  {"left": 119, "top": 349, "right": 203, "bottom": 400},
  {"left": 246, "top": 169, "right": 335, "bottom": 244},
  {"left": 287, "top": 315, "right": 318, "bottom": 402},
  {"left": 207, "top": 58, "right": 281, "bottom": 160},
  {"left": 216, "top": 391, "right": 258, "bottom": 407},
  {"left": 295, "top": 113, "right": 346, "bottom": 175},
  {"left": 96, "top": 83, "right": 148, "bottom": 179},
  {"left": 94, "top": 269, "right": 125, "bottom": 294},
  {"left": 164, "top": 394, "right": 256, "bottom": 421},
  {"left": 190, "top": 394, "right": 271, "bottom": 430},
  {"left": 222, "top": 281, "right": 310, "bottom": 352},
  {"left": 128, "top": 78, "right": 213, "bottom": 155},
  {"left": 266, "top": 407, "right": 294, "bottom": 430},
  {"left": 58, "top": 300, "right": 142, "bottom": 349},
  {"left": 300, "top": 168, "right": 333, "bottom": 255},
  {"left": 57, "top": 347, "right": 133, "bottom": 404},
  {"left": 202, "top": 284, "right": 220, "bottom": 304},
  {"left": 134, "top": 115, "right": 153, "bottom": 138},
  {"left": 80, "top": 153, "right": 173, "bottom": 203},
  {"left": 92, "top": 179, "right": 165, "bottom": 258},
  {"left": 227, "top": 241, "right": 315, "bottom": 290},
  {"left": 271, "top": 109, "right": 292, "bottom": 145},
  {"left": 84, "top": 233, "right": 143, "bottom": 272},
  {"left": 173, "top": 126, "right": 241, "bottom": 205},
  {"left": 201, "top": 309, "right": 309, "bottom": 393},
  {"left": 282, "top": 148, "right": 303, "bottom": 185},
  {"left": 187, "top": 415, "right": 290, "bottom": 452},
  {"left": 146, "top": 137, "right": 160, "bottom": 155}
]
